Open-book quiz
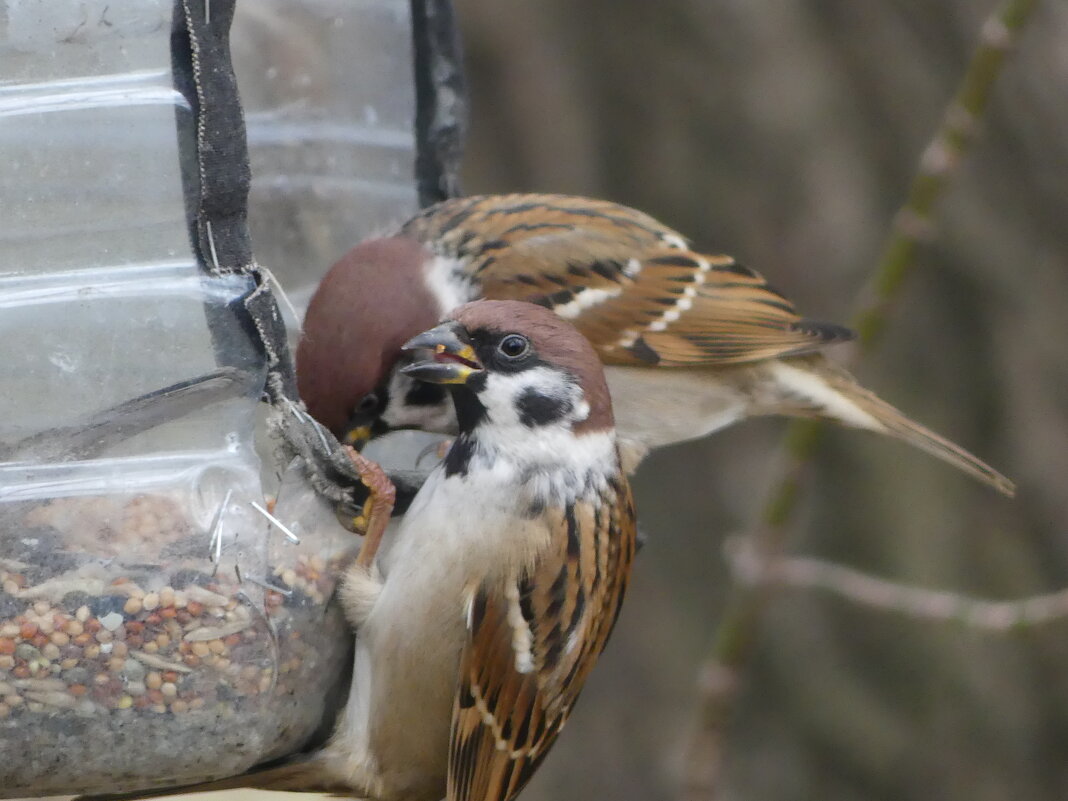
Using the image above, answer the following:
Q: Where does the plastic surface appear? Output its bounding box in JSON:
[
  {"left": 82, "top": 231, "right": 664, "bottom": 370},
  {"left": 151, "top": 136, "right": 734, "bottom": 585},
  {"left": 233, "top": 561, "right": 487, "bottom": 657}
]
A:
[
  {"left": 0, "top": 1, "right": 416, "bottom": 793},
  {"left": 232, "top": 0, "right": 420, "bottom": 317}
]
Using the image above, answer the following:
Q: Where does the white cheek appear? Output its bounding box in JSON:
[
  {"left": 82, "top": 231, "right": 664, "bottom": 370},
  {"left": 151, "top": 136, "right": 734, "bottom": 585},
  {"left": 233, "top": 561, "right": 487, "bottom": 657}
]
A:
[
  {"left": 381, "top": 370, "right": 457, "bottom": 433},
  {"left": 478, "top": 367, "right": 579, "bottom": 431},
  {"left": 470, "top": 367, "right": 598, "bottom": 481},
  {"left": 479, "top": 372, "right": 534, "bottom": 429}
]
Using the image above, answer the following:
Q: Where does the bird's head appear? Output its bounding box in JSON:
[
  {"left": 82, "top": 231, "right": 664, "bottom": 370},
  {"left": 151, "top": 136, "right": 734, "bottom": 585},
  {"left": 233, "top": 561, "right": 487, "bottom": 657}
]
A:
[
  {"left": 296, "top": 236, "right": 454, "bottom": 445},
  {"left": 400, "top": 300, "right": 614, "bottom": 446}
]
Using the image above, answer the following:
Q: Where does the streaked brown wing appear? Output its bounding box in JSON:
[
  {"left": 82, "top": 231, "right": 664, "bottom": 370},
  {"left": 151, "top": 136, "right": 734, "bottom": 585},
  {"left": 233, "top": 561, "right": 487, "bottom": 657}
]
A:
[
  {"left": 447, "top": 479, "right": 637, "bottom": 801},
  {"left": 401, "top": 193, "right": 685, "bottom": 282},
  {"left": 403, "top": 194, "right": 853, "bottom": 368}
]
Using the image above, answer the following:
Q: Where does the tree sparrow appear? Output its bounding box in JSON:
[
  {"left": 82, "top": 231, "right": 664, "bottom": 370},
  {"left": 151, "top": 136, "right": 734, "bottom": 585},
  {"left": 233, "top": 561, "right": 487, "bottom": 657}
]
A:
[
  {"left": 162, "top": 300, "right": 636, "bottom": 800},
  {"left": 296, "top": 194, "right": 1013, "bottom": 495}
]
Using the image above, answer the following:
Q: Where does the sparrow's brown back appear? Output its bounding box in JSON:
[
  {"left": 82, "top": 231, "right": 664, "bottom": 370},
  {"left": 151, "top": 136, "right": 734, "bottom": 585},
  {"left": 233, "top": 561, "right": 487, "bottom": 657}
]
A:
[
  {"left": 402, "top": 193, "right": 854, "bottom": 367},
  {"left": 398, "top": 195, "right": 1013, "bottom": 495}
]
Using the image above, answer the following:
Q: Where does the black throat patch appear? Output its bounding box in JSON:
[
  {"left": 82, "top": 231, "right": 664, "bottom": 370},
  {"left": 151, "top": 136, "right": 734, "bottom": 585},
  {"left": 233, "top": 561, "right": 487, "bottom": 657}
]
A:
[{"left": 442, "top": 432, "right": 476, "bottom": 477}]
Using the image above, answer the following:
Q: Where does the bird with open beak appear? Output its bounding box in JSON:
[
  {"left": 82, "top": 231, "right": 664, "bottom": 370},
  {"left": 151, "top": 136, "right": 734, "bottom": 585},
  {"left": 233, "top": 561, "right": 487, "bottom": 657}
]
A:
[
  {"left": 296, "top": 193, "right": 1013, "bottom": 495},
  {"left": 154, "top": 300, "right": 636, "bottom": 800}
]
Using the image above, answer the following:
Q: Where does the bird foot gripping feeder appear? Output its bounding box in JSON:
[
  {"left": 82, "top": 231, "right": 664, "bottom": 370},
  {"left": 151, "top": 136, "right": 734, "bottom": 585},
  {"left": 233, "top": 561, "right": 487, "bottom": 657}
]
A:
[{"left": 0, "top": 0, "right": 464, "bottom": 794}]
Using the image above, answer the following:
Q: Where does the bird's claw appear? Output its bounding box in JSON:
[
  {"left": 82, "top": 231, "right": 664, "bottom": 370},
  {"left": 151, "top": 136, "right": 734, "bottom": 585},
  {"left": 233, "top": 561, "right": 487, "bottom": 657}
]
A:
[
  {"left": 343, "top": 447, "right": 396, "bottom": 568},
  {"left": 346, "top": 447, "right": 396, "bottom": 505}
]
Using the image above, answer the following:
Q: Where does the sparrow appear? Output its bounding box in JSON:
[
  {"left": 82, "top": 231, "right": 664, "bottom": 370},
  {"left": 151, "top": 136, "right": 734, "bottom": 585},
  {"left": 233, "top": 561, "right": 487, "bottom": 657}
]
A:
[
  {"left": 296, "top": 193, "right": 1014, "bottom": 495},
  {"left": 153, "top": 300, "right": 637, "bottom": 800}
]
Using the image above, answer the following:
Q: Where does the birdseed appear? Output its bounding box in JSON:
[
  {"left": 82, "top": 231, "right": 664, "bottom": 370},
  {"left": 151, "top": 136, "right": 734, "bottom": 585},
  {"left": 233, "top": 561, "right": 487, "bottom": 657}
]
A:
[{"left": 0, "top": 491, "right": 356, "bottom": 796}]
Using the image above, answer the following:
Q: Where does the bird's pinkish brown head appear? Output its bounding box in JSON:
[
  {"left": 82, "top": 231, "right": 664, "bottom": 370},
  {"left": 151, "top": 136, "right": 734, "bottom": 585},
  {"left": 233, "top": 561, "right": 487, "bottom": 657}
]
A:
[
  {"left": 296, "top": 236, "right": 455, "bottom": 442},
  {"left": 401, "top": 300, "right": 614, "bottom": 440}
]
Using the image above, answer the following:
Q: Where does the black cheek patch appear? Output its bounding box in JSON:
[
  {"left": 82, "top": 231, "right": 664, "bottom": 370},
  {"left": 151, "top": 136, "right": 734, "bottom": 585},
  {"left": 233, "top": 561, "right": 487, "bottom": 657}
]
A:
[
  {"left": 404, "top": 380, "right": 447, "bottom": 407},
  {"left": 516, "top": 388, "right": 572, "bottom": 427}
]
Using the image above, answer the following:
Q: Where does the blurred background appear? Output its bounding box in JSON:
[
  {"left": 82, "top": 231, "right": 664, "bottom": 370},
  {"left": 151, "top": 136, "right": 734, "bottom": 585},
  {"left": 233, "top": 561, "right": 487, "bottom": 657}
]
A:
[
  {"left": 235, "top": 1, "right": 1068, "bottom": 800},
  {"left": 450, "top": 2, "right": 1068, "bottom": 801}
]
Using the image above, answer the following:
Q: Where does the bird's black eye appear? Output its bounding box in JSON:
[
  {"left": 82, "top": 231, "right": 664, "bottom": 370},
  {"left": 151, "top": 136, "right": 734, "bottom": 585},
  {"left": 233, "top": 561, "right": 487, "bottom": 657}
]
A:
[
  {"left": 497, "top": 334, "right": 530, "bottom": 360},
  {"left": 355, "top": 392, "right": 379, "bottom": 414}
]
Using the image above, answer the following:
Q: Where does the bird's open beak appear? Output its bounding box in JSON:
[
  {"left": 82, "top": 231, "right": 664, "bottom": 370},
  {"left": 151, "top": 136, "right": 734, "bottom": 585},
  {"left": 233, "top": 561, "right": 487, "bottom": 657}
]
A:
[{"left": 400, "top": 321, "right": 483, "bottom": 385}]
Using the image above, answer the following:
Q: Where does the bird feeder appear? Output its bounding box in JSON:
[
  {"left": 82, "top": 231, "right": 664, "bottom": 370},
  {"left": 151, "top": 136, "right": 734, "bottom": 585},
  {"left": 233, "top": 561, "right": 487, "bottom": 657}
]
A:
[{"left": 0, "top": 0, "right": 464, "bottom": 794}]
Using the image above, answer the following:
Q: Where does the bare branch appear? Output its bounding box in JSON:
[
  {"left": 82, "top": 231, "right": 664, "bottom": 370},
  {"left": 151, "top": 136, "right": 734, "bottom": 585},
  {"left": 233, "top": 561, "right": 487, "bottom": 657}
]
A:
[{"left": 725, "top": 537, "right": 1068, "bottom": 631}]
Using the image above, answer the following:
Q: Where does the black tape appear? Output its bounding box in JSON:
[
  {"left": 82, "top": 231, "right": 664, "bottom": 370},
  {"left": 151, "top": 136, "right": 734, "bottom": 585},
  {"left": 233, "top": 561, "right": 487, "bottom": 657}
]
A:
[
  {"left": 171, "top": 0, "right": 295, "bottom": 401},
  {"left": 173, "top": 0, "right": 252, "bottom": 273},
  {"left": 411, "top": 0, "right": 468, "bottom": 206}
]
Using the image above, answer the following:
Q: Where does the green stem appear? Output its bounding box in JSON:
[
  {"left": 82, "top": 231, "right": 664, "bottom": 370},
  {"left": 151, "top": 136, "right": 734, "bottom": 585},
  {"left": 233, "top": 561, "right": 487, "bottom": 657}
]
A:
[{"left": 855, "top": 0, "right": 1037, "bottom": 349}]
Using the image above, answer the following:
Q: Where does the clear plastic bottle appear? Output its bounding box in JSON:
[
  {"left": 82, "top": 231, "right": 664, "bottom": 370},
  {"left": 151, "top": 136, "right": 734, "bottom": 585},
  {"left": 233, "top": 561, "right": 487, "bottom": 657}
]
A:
[
  {"left": 0, "top": 1, "right": 417, "bottom": 794},
  {"left": 232, "top": 0, "right": 420, "bottom": 318}
]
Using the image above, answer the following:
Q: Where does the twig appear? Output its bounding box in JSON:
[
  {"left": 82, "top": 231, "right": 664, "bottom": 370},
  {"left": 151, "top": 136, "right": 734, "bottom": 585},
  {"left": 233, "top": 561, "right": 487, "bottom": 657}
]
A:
[
  {"left": 681, "top": 3, "right": 1038, "bottom": 798},
  {"left": 852, "top": 0, "right": 1038, "bottom": 349},
  {"left": 725, "top": 537, "right": 1068, "bottom": 631}
]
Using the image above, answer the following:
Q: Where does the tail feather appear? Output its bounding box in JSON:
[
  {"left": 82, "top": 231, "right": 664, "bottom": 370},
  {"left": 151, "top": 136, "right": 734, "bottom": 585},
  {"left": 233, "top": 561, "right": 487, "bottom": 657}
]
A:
[{"left": 768, "top": 359, "right": 1016, "bottom": 497}]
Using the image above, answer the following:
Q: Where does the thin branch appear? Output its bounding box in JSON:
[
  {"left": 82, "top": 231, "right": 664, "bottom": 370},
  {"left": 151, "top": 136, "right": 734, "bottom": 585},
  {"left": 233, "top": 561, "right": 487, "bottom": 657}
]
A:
[
  {"left": 725, "top": 537, "right": 1068, "bottom": 631},
  {"left": 681, "top": 2, "right": 1039, "bottom": 798},
  {"left": 853, "top": 0, "right": 1039, "bottom": 348}
]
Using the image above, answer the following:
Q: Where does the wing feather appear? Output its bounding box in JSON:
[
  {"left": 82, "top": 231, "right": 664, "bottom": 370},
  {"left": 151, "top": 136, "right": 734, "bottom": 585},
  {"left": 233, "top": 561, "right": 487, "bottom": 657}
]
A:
[
  {"left": 447, "top": 478, "right": 637, "bottom": 801},
  {"left": 402, "top": 194, "right": 854, "bottom": 367}
]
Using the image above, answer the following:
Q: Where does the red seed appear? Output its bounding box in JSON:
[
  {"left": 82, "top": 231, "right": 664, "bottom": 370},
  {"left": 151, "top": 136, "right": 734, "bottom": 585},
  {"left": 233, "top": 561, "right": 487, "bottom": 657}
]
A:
[
  {"left": 144, "top": 613, "right": 162, "bottom": 626},
  {"left": 18, "top": 622, "right": 38, "bottom": 640},
  {"left": 160, "top": 607, "right": 177, "bottom": 619},
  {"left": 125, "top": 621, "right": 144, "bottom": 635},
  {"left": 12, "top": 665, "right": 30, "bottom": 679},
  {"left": 69, "top": 684, "right": 87, "bottom": 697},
  {"left": 0, "top": 639, "right": 14, "bottom": 655},
  {"left": 31, "top": 633, "right": 49, "bottom": 649},
  {"left": 186, "top": 602, "right": 204, "bottom": 617}
]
